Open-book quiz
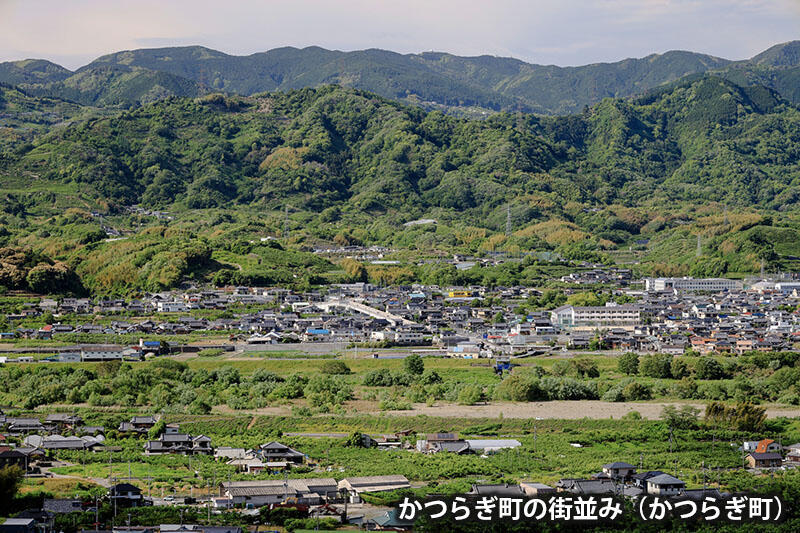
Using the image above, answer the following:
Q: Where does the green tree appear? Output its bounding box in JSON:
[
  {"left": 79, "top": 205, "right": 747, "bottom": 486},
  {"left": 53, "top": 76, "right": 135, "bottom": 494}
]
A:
[
  {"left": 639, "top": 354, "right": 672, "bottom": 379},
  {"left": 148, "top": 419, "right": 166, "bottom": 439},
  {"left": 695, "top": 357, "right": 725, "bottom": 380},
  {"left": 0, "top": 465, "right": 24, "bottom": 502},
  {"left": 494, "top": 375, "right": 543, "bottom": 401},
  {"left": 404, "top": 354, "right": 424, "bottom": 375},
  {"left": 670, "top": 357, "right": 690, "bottom": 379},
  {"left": 618, "top": 352, "right": 639, "bottom": 375},
  {"left": 661, "top": 404, "right": 700, "bottom": 429},
  {"left": 188, "top": 399, "right": 211, "bottom": 414}
]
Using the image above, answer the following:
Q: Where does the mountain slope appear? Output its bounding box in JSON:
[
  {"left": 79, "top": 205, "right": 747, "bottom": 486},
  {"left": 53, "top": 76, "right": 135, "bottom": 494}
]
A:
[
  {"left": 4, "top": 76, "right": 799, "bottom": 215},
  {"left": 3, "top": 41, "right": 800, "bottom": 114},
  {"left": 0, "top": 59, "right": 72, "bottom": 85},
  {"left": 82, "top": 45, "right": 734, "bottom": 114},
  {"left": 3, "top": 77, "right": 800, "bottom": 290},
  {"left": 13, "top": 64, "right": 207, "bottom": 107}
]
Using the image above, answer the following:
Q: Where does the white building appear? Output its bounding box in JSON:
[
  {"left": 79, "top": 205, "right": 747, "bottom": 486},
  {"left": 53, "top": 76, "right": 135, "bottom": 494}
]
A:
[
  {"left": 157, "top": 301, "right": 188, "bottom": 313},
  {"left": 550, "top": 303, "right": 640, "bottom": 328},
  {"left": 645, "top": 277, "right": 742, "bottom": 292},
  {"left": 645, "top": 474, "right": 686, "bottom": 496},
  {"left": 77, "top": 344, "right": 138, "bottom": 361}
]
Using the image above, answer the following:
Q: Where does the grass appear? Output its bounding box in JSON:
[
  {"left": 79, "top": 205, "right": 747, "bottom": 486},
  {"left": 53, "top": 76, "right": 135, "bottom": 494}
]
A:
[{"left": 19, "top": 477, "right": 102, "bottom": 498}]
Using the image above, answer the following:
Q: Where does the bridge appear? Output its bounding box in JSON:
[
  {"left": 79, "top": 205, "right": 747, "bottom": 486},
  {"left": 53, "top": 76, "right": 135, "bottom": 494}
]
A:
[{"left": 317, "top": 298, "right": 416, "bottom": 327}]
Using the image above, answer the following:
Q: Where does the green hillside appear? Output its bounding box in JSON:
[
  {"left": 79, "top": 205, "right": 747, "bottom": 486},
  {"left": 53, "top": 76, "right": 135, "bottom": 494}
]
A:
[
  {"left": 1, "top": 75, "right": 800, "bottom": 293},
  {"left": 4, "top": 41, "right": 800, "bottom": 114}
]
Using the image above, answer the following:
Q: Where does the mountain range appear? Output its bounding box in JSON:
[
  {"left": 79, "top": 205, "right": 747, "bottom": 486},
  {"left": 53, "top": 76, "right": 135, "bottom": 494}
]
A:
[
  {"left": 2, "top": 43, "right": 800, "bottom": 293},
  {"left": 2, "top": 41, "right": 800, "bottom": 114}
]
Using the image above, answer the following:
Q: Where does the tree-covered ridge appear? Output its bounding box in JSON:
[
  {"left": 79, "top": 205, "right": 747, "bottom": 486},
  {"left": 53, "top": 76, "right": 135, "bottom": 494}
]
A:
[
  {"left": 4, "top": 41, "right": 800, "bottom": 114},
  {"left": 2, "top": 78, "right": 800, "bottom": 293},
  {"left": 6, "top": 76, "right": 800, "bottom": 214}
]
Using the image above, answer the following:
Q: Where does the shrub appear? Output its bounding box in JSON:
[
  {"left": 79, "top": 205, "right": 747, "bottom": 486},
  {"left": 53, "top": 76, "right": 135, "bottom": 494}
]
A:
[
  {"left": 705, "top": 402, "right": 766, "bottom": 431},
  {"left": 670, "top": 357, "right": 690, "bottom": 379},
  {"left": 320, "top": 360, "right": 351, "bottom": 375},
  {"left": 457, "top": 384, "right": 483, "bottom": 405},
  {"left": 618, "top": 352, "right": 639, "bottom": 375},
  {"left": 494, "top": 375, "right": 544, "bottom": 402},
  {"left": 188, "top": 399, "right": 211, "bottom": 414},
  {"left": 419, "top": 370, "right": 443, "bottom": 385},
  {"left": 695, "top": 357, "right": 725, "bottom": 380},
  {"left": 363, "top": 369, "right": 394, "bottom": 387},
  {"left": 622, "top": 382, "right": 651, "bottom": 401},
  {"left": 661, "top": 404, "right": 700, "bottom": 429},
  {"left": 639, "top": 354, "right": 672, "bottom": 379},
  {"left": 540, "top": 377, "right": 598, "bottom": 400},
  {"left": 404, "top": 354, "right": 425, "bottom": 375},
  {"left": 572, "top": 358, "right": 600, "bottom": 378}
]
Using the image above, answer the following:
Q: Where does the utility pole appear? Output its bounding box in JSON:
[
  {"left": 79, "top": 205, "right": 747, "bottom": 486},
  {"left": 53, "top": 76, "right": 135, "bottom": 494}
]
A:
[{"left": 702, "top": 461, "right": 707, "bottom": 493}]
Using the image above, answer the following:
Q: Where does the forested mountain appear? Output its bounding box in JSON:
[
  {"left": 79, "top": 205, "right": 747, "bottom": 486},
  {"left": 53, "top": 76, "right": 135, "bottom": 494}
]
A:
[
  {"left": 1, "top": 74, "right": 800, "bottom": 293},
  {"left": 4, "top": 75, "right": 796, "bottom": 212},
  {"left": 3, "top": 41, "right": 800, "bottom": 114}
]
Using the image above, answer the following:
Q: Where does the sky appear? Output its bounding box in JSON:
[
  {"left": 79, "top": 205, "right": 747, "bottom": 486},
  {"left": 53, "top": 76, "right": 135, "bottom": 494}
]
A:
[{"left": 0, "top": 0, "right": 798, "bottom": 70}]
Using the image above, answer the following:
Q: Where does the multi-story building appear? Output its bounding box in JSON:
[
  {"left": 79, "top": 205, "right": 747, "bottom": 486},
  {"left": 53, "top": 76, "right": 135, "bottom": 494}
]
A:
[
  {"left": 645, "top": 277, "right": 743, "bottom": 292},
  {"left": 550, "top": 304, "right": 640, "bottom": 328}
]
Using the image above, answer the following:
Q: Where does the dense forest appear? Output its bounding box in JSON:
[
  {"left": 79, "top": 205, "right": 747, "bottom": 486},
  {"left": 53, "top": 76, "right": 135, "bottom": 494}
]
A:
[{"left": 2, "top": 68, "right": 800, "bottom": 294}]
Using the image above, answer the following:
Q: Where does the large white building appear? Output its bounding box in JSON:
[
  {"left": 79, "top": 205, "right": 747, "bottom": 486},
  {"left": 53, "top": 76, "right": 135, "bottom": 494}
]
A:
[
  {"left": 645, "top": 277, "right": 742, "bottom": 292},
  {"left": 550, "top": 303, "right": 640, "bottom": 328}
]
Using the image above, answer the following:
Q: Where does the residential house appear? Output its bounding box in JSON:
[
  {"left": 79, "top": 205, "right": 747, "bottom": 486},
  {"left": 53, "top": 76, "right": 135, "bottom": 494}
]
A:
[
  {"left": 220, "top": 478, "right": 338, "bottom": 507},
  {"left": 144, "top": 433, "right": 212, "bottom": 455},
  {"left": 746, "top": 452, "right": 783, "bottom": 469},
  {"left": 118, "top": 416, "right": 157, "bottom": 435},
  {"left": 755, "top": 439, "right": 782, "bottom": 453},
  {"left": 646, "top": 474, "right": 686, "bottom": 496},
  {"left": 602, "top": 462, "right": 637, "bottom": 480},
  {"left": 109, "top": 483, "right": 144, "bottom": 507},
  {"left": 0, "top": 447, "right": 26, "bottom": 468},
  {"left": 43, "top": 499, "right": 84, "bottom": 514},
  {"left": 0, "top": 519, "right": 36, "bottom": 533},
  {"left": 520, "top": 482, "right": 555, "bottom": 496},
  {"left": 257, "top": 442, "right": 305, "bottom": 464},
  {"left": 338, "top": 475, "right": 410, "bottom": 503}
]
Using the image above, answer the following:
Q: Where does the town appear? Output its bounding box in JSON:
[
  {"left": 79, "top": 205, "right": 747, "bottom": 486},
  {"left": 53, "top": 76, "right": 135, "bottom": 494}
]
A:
[{"left": 1, "top": 274, "right": 799, "bottom": 364}]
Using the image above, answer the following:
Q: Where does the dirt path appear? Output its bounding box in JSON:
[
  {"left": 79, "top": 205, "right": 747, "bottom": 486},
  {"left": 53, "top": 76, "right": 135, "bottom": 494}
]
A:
[
  {"left": 211, "top": 400, "right": 800, "bottom": 421},
  {"left": 374, "top": 401, "right": 800, "bottom": 420}
]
